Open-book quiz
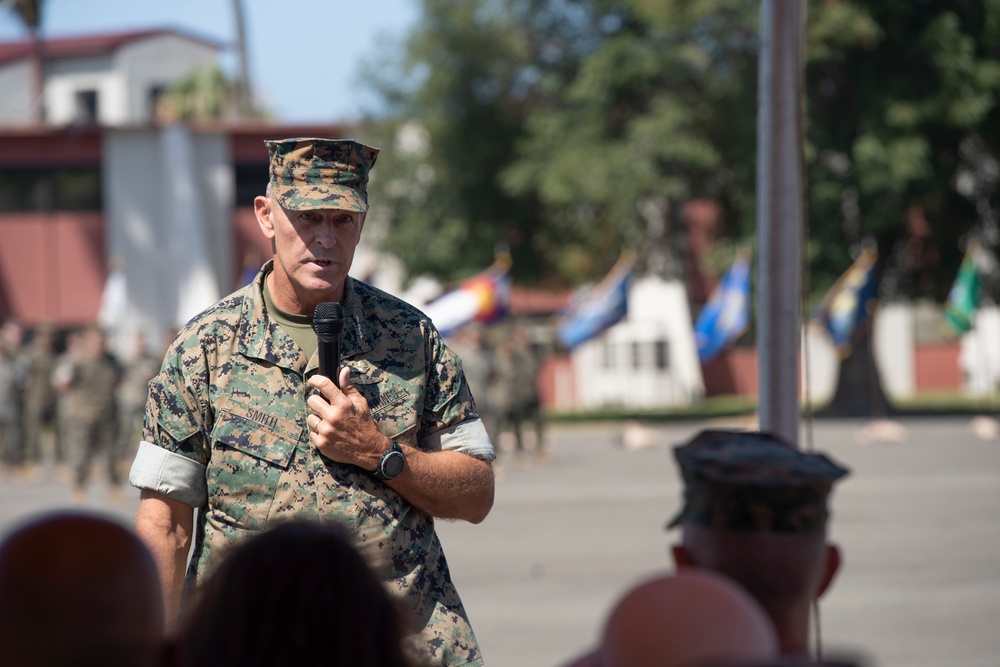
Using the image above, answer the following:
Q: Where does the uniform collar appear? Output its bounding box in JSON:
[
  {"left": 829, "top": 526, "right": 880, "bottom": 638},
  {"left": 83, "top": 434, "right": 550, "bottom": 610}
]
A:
[{"left": 239, "top": 261, "right": 374, "bottom": 373}]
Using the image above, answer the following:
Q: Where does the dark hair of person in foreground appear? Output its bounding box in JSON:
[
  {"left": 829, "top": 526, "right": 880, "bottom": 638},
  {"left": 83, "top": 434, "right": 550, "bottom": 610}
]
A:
[{"left": 176, "top": 520, "right": 418, "bottom": 667}]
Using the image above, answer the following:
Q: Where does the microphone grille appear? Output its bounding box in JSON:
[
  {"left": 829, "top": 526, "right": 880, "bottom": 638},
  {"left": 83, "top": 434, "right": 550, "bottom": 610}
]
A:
[{"left": 312, "top": 302, "right": 344, "bottom": 339}]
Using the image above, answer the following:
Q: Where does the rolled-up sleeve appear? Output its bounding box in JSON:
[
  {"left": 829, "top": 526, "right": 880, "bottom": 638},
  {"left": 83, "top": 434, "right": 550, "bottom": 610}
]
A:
[
  {"left": 421, "top": 418, "right": 496, "bottom": 462},
  {"left": 129, "top": 441, "right": 208, "bottom": 507}
]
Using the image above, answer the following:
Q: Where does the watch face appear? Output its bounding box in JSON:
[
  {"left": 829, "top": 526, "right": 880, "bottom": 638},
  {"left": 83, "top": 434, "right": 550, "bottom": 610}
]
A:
[{"left": 382, "top": 452, "right": 405, "bottom": 478}]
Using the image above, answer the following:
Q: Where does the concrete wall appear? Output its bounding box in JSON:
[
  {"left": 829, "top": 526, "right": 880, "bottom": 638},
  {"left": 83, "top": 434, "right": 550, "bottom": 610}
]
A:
[
  {"left": 0, "top": 61, "right": 33, "bottom": 124},
  {"left": 103, "top": 127, "right": 232, "bottom": 354}
]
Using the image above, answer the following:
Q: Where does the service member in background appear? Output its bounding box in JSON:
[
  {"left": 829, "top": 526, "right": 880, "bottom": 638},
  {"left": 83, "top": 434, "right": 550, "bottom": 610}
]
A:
[{"left": 668, "top": 429, "right": 849, "bottom": 661}]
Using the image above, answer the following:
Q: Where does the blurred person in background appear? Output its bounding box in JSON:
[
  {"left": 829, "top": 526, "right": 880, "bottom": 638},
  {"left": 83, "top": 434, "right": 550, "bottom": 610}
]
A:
[
  {"left": 668, "top": 429, "right": 849, "bottom": 661},
  {"left": 20, "top": 324, "right": 58, "bottom": 479},
  {"left": 114, "top": 330, "right": 161, "bottom": 480},
  {"left": 0, "top": 318, "right": 28, "bottom": 474},
  {"left": 177, "top": 521, "right": 415, "bottom": 667},
  {"left": 0, "top": 511, "right": 167, "bottom": 667},
  {"left": 509, "top": 323, "right": 546, "bottom": 460},
  {"left": 52, "top": 325, "right": 122, "bottom": 503}
]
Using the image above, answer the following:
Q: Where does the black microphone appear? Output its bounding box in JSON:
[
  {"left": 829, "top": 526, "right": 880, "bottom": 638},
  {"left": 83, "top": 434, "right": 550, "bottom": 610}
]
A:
[{"left": 312, "top": 302, "right": 344, "bottom": 388}]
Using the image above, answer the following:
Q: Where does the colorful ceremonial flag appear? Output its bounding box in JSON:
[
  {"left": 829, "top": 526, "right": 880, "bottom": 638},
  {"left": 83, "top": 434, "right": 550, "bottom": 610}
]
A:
[
  {"left": 556, "top": 252, "right": 635, "bottom": 349},
  {"left": 812, "top": 247, "right": 879, "bottom": 357},
  {"left": 424, "top": 255, "right": 512, "bottom": 337},
  {"left": 693, "top": 250, "right": 752, "bottom": 363},
  {"left": 943, "top": 243, "right": 981, "bottom": 337}
]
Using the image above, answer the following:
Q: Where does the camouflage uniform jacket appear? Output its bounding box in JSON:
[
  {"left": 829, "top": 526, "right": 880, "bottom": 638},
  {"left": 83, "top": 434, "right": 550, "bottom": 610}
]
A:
[{"left": 130, "top": 263, "right": 491, "bottom": 667}]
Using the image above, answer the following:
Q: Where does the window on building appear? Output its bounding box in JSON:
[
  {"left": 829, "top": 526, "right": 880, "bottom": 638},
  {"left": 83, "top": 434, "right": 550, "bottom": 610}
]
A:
[
  {"left": 234, "top": 163, "right": 268, "bottom": 207},
  {"left": 54, "top": 169, "right": 102, "bottom": 210},
  {"left": 0, "top": 168, "right": 102, "bottom": 212},
  {"left": 148, "top": 84, "right": 167, "bottom": 122},
  {"left": 655, "top": 339, "right": 670, "bottom": 370},
  {"left": 74, "top": 90, "right": 99, "bottom": 125},
  {"left": 632, "top": 341, "right": 643, "bottom": 369}
]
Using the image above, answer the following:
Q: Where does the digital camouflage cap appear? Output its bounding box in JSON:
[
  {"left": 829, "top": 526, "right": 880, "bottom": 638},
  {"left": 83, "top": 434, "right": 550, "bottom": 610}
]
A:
[
  {"left": 265, "top": 138, "right": 380, "bottom": 213},
  {"left": 667, "top": 429, "right": 849, "bottom": 533}
]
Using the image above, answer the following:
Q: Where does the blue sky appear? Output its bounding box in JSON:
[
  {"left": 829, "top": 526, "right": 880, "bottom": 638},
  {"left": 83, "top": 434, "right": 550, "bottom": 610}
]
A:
[{"left": 0, "top": 0, "right": 419, "bottom": 123}]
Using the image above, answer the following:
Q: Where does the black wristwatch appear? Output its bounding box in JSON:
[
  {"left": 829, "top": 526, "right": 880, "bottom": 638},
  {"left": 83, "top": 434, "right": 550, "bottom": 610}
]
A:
[{"left": 373, "top": 440, "right": 406, "bottom": 480}]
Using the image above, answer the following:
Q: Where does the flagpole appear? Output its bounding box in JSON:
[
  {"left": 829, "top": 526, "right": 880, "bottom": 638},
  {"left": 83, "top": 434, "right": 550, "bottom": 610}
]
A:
[{"left": 756, "top": 0, "right": 806, "bottom": 447}]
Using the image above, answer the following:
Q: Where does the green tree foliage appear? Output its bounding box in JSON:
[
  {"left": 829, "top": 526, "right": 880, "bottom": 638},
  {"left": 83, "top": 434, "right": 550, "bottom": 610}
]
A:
[
  {"left": 156, "top": 65, "right": 238, "bottom": 122},
  {"left": 806, "top": 0, "right": 1000, "bottom": 300},
  {"left": 363, "top": 0, "right": 552, "bottom": 285},
  {"left": 366, "top": 0, "right": 1000, "bottom": 300}
]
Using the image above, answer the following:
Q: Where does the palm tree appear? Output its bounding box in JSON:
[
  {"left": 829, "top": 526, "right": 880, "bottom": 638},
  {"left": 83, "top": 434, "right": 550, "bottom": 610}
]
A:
[{"left": 3, "top": 0, "right": 45, "bottom": 123}]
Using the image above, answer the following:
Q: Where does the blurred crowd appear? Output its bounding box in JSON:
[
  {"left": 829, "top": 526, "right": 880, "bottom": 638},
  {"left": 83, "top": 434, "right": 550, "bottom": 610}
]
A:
[
  {"left": 0, "top": 318, "right": 164, "bottom": 503},
  {"left": 448, "top": 322, "right": 548, "bottom": 466},
  {"left": 0, "top": 428, "right": 856, "bottom": 667}
]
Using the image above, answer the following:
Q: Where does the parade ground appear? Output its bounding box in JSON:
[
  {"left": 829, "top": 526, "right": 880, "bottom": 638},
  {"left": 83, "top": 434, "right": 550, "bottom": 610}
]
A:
[{"left": 1, "top": 416, "right": 998, "bottom": 667}]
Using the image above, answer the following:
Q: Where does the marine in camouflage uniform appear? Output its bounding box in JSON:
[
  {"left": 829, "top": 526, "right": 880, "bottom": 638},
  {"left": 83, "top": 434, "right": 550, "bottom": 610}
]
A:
[
  {"left": 131, "top": 138, "right": 495, "bottom": 667},
  {"left": 667, "top": 429, "right": 849, "bottom": 659},
  {"left": 20, "top": 326, "right": 57, "bottom": 470},
  {"left": 56, "top": 326, "right": 121, "bottom": 493}
]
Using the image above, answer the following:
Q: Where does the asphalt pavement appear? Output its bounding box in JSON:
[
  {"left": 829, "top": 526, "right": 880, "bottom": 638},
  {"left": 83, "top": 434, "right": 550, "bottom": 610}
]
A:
[{"left": 1, "top": 416, "right": 998, "bottom": 667}]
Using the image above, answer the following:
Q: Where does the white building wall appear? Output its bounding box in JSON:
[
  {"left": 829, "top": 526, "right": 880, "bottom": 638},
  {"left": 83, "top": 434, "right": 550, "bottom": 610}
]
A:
[
  {"left": 44, "top": 54, "right": 124, "bottom": 125},
  {"left": 960, "top": 305, "right": 1000, "bottom": 396},
  {"left": 103, "top": 127, "right": 232, "bottom": 356},
  {"left": 872, "top": 304, "right": 916, "bottom": 399},
  {"left": 801, "top": 324, "right": 840, "bottom": 407},
  {"left": 572, "top": 277, "right": 705, "bottom": 409},
  {"left": 0, "top": 61, "right": 34, "bottom": 124},
  {"left": 117, "top": 34, "right": 219, "bottom": 123}
]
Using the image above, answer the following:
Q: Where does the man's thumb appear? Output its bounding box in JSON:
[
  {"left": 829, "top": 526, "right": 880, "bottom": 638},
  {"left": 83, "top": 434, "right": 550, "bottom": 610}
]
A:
[{"left": 338, "top": 365, "right": 353, "bottom": 392}]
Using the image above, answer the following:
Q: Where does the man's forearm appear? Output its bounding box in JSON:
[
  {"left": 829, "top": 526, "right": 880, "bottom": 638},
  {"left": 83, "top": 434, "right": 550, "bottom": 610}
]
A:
[
  {"left": 387, "top": 446, "right": 495, "bottom": 523},
  {"left": 134, "top": 489, "right": 194, "bottom": 631}
]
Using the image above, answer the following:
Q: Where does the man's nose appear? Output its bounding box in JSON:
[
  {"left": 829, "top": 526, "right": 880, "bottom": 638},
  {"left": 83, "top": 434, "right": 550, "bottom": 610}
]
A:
[{"left": 313, "top": 219, "right": 338, "bottom": 246}]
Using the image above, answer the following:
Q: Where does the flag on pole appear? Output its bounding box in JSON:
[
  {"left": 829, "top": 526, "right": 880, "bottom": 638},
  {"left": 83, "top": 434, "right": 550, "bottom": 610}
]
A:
[
  {"left": 693, "top": 249, "right": 752, "bottom": 363},
  {"left": 424, "top": 255, "right": 512, "bottom": 337},
  {"left": 812, "top": 247, "right": 879, "bottom": 357},
  {"left": 943, "top": 243, "right": 981, "bottom": 338},
  {"left": 556, "top": 252, "right": 635, "bottom": 349}
]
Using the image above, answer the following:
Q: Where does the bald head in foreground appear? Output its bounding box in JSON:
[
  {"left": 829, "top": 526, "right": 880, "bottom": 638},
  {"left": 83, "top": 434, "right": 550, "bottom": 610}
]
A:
[
  {"left": 564, "top": 568, "right": 779, "bottom": 667},
  {"left": 0, "top": 512, "right": 166, "bottom": 666}
]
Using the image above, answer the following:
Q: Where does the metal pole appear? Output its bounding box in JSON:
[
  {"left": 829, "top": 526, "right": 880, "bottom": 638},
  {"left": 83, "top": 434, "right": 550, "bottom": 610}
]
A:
[
  {"left": 756, "top": 0, "right": 806, "bottom": 446},
  {"left": 231, "top": 0, "right": 254, "bottom": 117}
]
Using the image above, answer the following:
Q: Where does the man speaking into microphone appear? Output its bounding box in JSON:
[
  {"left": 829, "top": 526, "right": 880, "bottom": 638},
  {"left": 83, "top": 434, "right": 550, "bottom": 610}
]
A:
[{"left": 129, "top": 138, "right": 496, "bottom": 667}]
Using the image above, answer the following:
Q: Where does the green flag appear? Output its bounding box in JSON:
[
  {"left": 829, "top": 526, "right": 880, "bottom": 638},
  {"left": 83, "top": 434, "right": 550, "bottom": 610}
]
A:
[{"left": 943, "top": 244, "right": 981, "bottom": 337}]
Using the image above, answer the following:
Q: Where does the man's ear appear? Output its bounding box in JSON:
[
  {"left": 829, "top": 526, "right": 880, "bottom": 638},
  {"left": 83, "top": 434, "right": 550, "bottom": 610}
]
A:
[
  {"left": 815, "top": 543, "right": 841, "bottom": 600},
  {"left": 254, "top": 195, "right": 276, "bottom": 240},
  {"left": 671, "top": 544, "right": 697, "bottom": 569}
]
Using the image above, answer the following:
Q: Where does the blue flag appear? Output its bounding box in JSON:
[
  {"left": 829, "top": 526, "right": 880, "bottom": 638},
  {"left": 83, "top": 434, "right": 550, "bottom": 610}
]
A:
[
  {"left": 812, "top": 247, "right": 878, "bottom": 357},
  {"left": 693, "top": 251, "right": 751, "bottom": 363},
  {"left": 557, "top": 254, "right": 635, "bottom": 349}
]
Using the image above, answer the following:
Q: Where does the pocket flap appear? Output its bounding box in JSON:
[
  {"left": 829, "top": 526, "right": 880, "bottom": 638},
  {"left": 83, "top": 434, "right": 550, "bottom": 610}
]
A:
[{"left": 211, "top": 396, "right": 299, "bottom": 468}]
